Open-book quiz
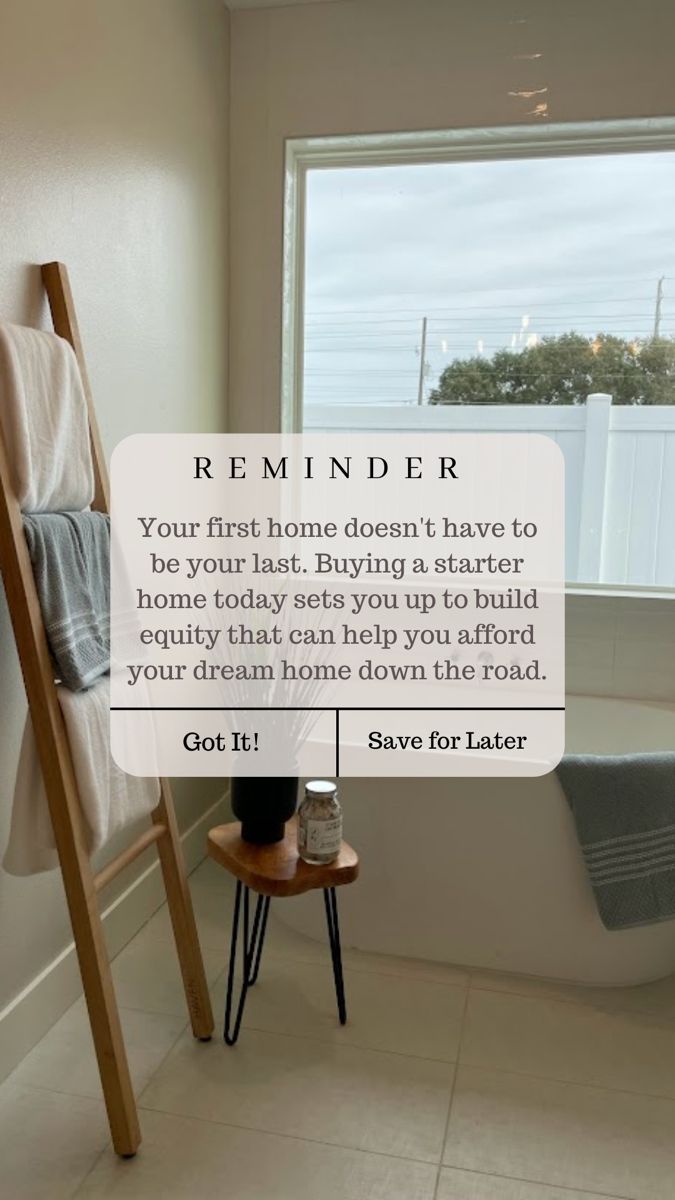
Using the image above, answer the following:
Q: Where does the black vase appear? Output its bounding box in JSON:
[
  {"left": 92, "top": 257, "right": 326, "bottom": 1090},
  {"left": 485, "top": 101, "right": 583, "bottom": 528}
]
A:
[{"left": 230, "top": 775, "right": 299, "bottom": 844}]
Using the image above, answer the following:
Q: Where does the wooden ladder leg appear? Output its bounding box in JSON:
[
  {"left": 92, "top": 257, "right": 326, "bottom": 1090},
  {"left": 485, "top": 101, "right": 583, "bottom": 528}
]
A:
[
  {"left": 152, "top": 781, "right": 214, "bottom": 1039},
  {"left": 39, "top": 260, "right": 212, "bottom": 1112},
  {"left": 0, "top": 419, "right": 140, "bottom": 1154},
  {"left": 55, "top": 822, "right": 141, "bottom": 1156}
]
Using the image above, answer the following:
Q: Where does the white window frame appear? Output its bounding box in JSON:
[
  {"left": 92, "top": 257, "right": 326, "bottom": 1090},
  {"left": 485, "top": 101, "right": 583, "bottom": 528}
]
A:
[{"left": 281, "top": 116, "right": 675, "bottom": 434}]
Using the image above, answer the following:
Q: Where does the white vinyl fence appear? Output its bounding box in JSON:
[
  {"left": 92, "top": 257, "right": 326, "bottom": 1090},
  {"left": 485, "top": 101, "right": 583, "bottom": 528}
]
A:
[{"left": 304, "top": 394, "right": 675, "bottom": 588}]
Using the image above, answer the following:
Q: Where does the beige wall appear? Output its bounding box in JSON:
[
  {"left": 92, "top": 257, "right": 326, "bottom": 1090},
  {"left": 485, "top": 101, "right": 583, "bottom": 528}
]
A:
[
  {"left": 229, "top": 0, "right": 675, "bottom": 433},
  {"left": 0, "top": 0, "right": 229, "bottom": 1011}
]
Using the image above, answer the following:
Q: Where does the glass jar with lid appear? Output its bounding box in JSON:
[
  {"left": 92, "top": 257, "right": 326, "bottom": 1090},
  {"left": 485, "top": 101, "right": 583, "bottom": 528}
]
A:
[{"left": 297, "top": 780, "right": 342, "bottom": 865}]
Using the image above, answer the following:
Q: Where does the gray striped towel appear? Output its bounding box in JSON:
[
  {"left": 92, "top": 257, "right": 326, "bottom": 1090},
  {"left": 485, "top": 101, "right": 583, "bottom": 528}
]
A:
[
  {"left": 557, "top": 754, "right": 675, "bottom": 930},
  {"left": 23, "top": 511, "right": 110, "bottom": 691}
]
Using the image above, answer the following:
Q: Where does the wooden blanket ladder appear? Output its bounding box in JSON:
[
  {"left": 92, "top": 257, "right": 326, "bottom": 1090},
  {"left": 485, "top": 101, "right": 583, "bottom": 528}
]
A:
[{"left": 0, "top": 262, "right": 214, "bottom": 1157}]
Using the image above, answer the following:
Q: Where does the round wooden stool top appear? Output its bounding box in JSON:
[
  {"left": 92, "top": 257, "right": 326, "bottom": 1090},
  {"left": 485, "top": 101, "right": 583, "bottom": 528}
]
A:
[{"left": 207, "top": 817, "right": 359, "bottom": 898}]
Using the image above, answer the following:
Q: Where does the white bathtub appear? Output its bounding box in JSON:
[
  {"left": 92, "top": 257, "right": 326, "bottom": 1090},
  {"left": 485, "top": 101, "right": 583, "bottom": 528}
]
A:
[{"left": 279, "top": 695, "right": 675, "bottom": 986}]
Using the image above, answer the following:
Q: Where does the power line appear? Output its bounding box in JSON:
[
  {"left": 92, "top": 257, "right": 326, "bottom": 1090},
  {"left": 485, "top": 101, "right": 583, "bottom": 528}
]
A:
[
  {"left": 305, "top": 325, "right": 670, "bottom": 339},
  {"left": 306, "top": 340, "right": 667, "bottom": 352},
  {"left": 307, "top": 370, "right": 675, "bottom": 378},
  {"left": 304, "top": 278, "right": 675, "bottom": 314},
  {"left": 305, "top": 370, "right": 420, "bottom": 376},
  {"left": 305, "top": 323, "right": 665, "bottom": 338},
  {"left": 305, "top": 301, "right": 669, "bottom": 324}
]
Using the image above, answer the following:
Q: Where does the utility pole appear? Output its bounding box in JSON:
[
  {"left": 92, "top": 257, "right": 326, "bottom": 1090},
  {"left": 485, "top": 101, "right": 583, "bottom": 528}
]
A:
[
  {"left": 417, "top": 316, "right": 428, "bottom": 405},
  {"left": 653, "top": 276, "right": 665, "bottom": 339}
]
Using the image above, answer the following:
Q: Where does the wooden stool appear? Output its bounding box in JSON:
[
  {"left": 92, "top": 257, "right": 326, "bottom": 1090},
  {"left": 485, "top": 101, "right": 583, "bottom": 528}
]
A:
[{"left": 207, "top": 817, "right": 359, "bottom": 1045}]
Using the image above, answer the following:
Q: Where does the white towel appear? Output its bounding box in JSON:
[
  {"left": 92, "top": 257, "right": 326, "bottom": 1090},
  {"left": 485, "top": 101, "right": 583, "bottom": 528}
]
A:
[
  {"left": 0, "top": 322, "right": 94, "bottom": 513},
  {"left": 3, "top": 678, "right": 160, "bottom": 876}
]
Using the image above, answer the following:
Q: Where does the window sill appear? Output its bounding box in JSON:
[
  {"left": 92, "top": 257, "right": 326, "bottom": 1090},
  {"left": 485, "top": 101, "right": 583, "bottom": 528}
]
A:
[{"left": 566, "top": 584, "right": 675, "bottom": 602}]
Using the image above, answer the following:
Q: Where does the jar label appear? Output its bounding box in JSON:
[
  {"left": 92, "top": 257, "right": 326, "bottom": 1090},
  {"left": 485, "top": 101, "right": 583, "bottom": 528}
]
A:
[{"left": 301, "top": 816, "right": 342, "bottom": 856}]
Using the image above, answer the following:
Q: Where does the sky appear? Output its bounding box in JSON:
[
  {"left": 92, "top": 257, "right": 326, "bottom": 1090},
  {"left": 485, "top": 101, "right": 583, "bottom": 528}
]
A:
[{"left": 302, "top": 150, "right": 675, "bottom": 406}]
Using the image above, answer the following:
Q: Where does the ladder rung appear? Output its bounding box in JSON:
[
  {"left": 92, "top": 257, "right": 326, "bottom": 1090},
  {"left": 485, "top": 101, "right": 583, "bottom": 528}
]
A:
[{"left": 93, "top": 823, "right": 166, "bottom": 893}]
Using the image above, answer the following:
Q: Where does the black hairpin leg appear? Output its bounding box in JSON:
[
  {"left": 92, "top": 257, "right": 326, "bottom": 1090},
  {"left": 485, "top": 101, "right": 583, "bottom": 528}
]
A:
[
  {"left": 223, "top": 882, "right": 271, "bottom": 1045},
  {"left": 323, "top": 887, "right": 347, "bottom": 1025}
]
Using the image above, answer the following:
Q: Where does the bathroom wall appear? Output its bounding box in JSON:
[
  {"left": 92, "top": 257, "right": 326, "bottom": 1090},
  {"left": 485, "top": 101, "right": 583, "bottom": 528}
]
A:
[
  {"left": 0, "top": 0, "right": 229, "bottom": 1024},
  {"left": 566, "top": 594, "right": 675, "bottom": 702},
  {"left": 228, "top": 0, "right": 675, "bottom": 695}
]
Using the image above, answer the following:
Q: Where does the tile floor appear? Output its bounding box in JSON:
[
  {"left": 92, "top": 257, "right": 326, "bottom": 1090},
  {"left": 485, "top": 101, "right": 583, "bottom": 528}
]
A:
[{"left": 4, "top": 856, "right": 675, "bottom": 1198}]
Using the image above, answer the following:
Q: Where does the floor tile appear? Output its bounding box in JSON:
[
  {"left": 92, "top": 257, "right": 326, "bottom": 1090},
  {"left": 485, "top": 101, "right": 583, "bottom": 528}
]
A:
[
  {"left": 142, "top": 877, "right": 234, "bottom": 951},
  {"left": 110, "top": 924, "right": 225, "bottom": 1017},
  {"left": 444, "top": 1064, "right": 675, "bottom": 1199},
  {"left": 139, "top": 1026, "right": 453, "bottom": 1161},
  {"left": 470, "top": 965, "right": 675, "bottom": 1021},
  {"left": 254, "top": 906, "right": 332, "bottom": 965},
  {"left": 437, "top": 1167, "right": 623, "bottom": 1198},
  {"left": 237, "top": 955, "right": 465, "bottom": 1061},
  {"left": 7, "top": 998, "right": 185, "bottom": 1100},
  {"left": 146, "top": 876, "right": 469, "bottom": 986},
  {"left": 13, "top": 848, "right": 675, "bottom": 1200},
  {"left": 0, "top": 1082, "right": 107, "bottom": 1199},
  {"left": 189, "top": 857, "right": 228, "bottom": 889},
  {"left": 75, "top": 1107, "right": 437, "bottom": 1199},
  {"left": 462, "top": 987, "right": 675, "bottom": 1099},
  {"left": 266, "top": 910, "right": 470, "bottom": 985}
]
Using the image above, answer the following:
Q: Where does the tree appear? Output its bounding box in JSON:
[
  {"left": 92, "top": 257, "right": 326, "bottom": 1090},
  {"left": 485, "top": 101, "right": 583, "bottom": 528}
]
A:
[{"left": 428, "top": 333, "right": 675, "bottom": 405}]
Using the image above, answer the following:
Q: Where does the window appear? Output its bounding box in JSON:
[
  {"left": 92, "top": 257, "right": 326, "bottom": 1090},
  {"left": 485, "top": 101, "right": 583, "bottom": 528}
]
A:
[{"left": 283, "top": 121, "right": 675, "bottom": 591}]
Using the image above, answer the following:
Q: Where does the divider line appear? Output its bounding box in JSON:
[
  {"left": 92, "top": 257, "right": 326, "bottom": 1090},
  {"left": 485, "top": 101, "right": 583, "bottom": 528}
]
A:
[{"left": 110, "top": 705, "right": 566, "bottom": 712}]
